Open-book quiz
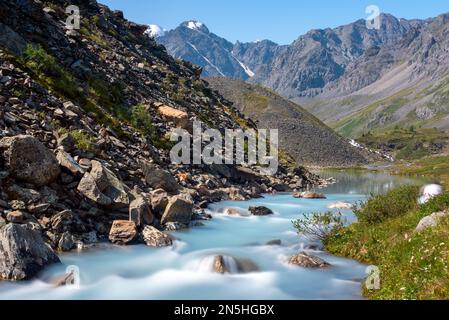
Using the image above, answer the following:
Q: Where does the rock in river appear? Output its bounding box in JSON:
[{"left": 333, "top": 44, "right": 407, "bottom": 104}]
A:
[
  {"left": 293, "top": 191, "right": 327, "bottom": 199},
  {"left": 289, "top": 252, "right": 330, "bottom": 268},
  {"left": 0, "top": 224, "right": 60, "bottom": 280},
  {"left": 248, "top": 206, "right": 274, "bottom": 216}
]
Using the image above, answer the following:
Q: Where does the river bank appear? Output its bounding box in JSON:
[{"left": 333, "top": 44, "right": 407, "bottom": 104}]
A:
[{"left": 0, "top": 170, "right": 424, "bottom": 300}]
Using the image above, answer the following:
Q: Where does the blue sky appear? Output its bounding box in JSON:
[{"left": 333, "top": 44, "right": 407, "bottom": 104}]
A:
[{"left": 100, "top": 0, "right": 449, "bottom": 44}]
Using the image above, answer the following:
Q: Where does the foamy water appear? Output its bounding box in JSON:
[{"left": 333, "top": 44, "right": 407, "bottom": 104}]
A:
[{"left": 0, "top": 171, "right": 425, "bottom": 300}]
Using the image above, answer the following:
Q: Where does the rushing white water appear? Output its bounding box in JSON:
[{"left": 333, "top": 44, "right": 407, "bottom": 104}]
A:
[{"left": 0, "top": 171, "right": 426, "bottom": 300}]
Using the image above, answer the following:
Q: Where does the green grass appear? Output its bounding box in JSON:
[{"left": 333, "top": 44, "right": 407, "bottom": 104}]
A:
[
  {"left": 358, "top": 128, "right": 449, "bottom": 160},
  {"left": 325, "top": 190, "right": 449, "bottom": 300},
  {"left": 394, "top": 155, "right": 449, "bottom": 187}
]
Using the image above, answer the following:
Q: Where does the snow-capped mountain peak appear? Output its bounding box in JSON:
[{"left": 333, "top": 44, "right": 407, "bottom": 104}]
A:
[
  {"left": 145, "top": 24, "right": 166, "bottom": 38},
  {"left": 186, "top": 20, "right": 203, "bottom": 30}
]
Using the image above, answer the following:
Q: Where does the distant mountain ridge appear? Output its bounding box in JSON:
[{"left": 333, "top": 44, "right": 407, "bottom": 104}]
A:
[{"left": 150, "top": 13, "right": 449, "bottom": 137}]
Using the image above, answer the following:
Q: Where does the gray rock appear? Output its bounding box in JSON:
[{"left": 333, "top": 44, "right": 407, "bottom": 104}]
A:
[
  {"left": 141, "top": 226, "right": 173, "bottom": 247},
  {"left": 416, "top": 211, "right": 448, "bottom": 233},
  {"left": 77, "top": 172, "right": 112, "bottom": 206},
  {"left": 6, "top": 211, "right": 24, "bottom": 223},
  {"left": 140, "top": 161, "right": 180, "bottom": 193},
  {"left": 164, "top": 222, "right": 188, "bottom": 231},
  {"left": 0, "top": 22, "right": 26, "bottom": 55},
  {"left": 0, "top": 224, "right": 60, "bottom": 280},
  {"left": 57, "top": 150, "right": 84, "bottom": 176},
  {"left": 129, "top": 195, "right": 153, "bottom": 227},
  {"left": 161, "top": 195, "right": 194, "bottom": 225},
  {"left": 1, "top": 135, "right": 60, "bottom": 187}
]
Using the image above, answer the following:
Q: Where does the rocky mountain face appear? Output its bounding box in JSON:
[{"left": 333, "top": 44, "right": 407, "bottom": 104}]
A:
[
  {"left": 307, "top": 13, "right": 449, "bottom": 137},
  {"left": 154, "top": 13, "right": 449, "bottom": 137},
  {"left": 156, "top": 21, "right": 269, "bottom": 79},
  {"left": 0, "top": 0, "right": 326, "bottom": 280},
  {"left": 206, "top": 78, "right": 368, "bottom": 167}
]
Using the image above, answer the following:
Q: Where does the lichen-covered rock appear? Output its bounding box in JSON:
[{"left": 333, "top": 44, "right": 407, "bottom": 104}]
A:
[
  {"left": 0, "top": 224, "right": 60, "bottom": 280},
  {"left": 0, "top": 135, "right": 60, "bottom": 186}
]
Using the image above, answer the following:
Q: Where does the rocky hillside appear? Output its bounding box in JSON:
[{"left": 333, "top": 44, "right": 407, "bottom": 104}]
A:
[
  {"left": 206, "top": 78, "right": 367, "bottom": 167},
  {"left": 0, "top": 0, "right": 324, "bottom": 281}
]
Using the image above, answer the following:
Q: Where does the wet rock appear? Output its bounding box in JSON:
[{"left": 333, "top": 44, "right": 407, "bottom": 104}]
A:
[
  {"left": 248, "top": 206, "right": 274, "bottom": 216},
  {"left": 293, "top": 191, "right": 327, "bottom": 199},
  {"left": 6, "top": 210, "right": 24, "bottom": 223},
  {"left": 51, "top": 271, "right": 76, "bottom": 287},
  {"left": 109, "top": 220, "right": 137, "bottom": 245},
  {"left": 141, "top": 225, "right": 173, "bottom": 247},
  {"left": 1, "top": 135, "right": 60, "bottom": 186},
  {"left": 129, "top": 195, "right": 153, "bottom": 227},
  {"left": 288, "top": 252, "right": 330, "bottom": 268},
  {"left": 416, "top": 211, "right": 448, "bottom": 233},
  {"left": 140, "top": 161, "right": 180, "bottom": 193},
  {"left": 213, "top": 255, "right": 229, "bottom": 274},
  {"left": 0, "top": 224, "right": 60, "bottom": 280},
  {"left": 161, "top": 194, "right": 194, "bottom": 225},
  {"left": 266, "top": 239, "right": 282, "bottom": 246}
]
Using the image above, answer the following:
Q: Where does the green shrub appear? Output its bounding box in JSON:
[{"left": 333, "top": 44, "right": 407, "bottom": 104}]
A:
[
  {"left": 22, "top": 44, "right": 82, "bottom": 101},
  {"left": 419, "top": 192, "right": 449, "bottom": 218},
  {"left": 130, "top": 104, "right": 154, "bottom": 137},
  {"left": 292, "top": 212, "right": 346, "bottom": 242},
  {"left": 353, "top": 185, "right": 420, "bottom": 224},
  {"left": 70, "top": 130, "right": 95, "bottom": 152}
]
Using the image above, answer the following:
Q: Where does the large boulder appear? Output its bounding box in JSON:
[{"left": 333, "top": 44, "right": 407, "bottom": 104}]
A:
[
  {"left": 288, "top": 252, "right": 330, "bottom": 268},
  {"left": 141, "top": 226, "right": 173, "bottom": 247},
  {"left": 161, "top": 194, "right": 193, "bottom": 225},
  {"left": 0, "top": 224, "right": 60, "bottom": 280},
  {"left": 0, "top": 135, "right": 60, "bottom": 186},
  {"left": 416, "top": 211, "right": 448, "bottom": 233},
  {"left": 78, "top": 160, "right": 130, "bottom": 208},
  {"left": 129, "top": 196, "right": 153, "bottom": 227},
  {"left": 109, "top": 220, "right": 137, "bottom": 245},
  {"left": 140, "top": 161, "right": 180, "bottom": 193}
]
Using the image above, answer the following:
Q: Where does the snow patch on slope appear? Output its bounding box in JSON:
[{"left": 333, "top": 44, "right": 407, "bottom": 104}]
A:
[
  {"left": 187, "top": 42, "right": 225, "bottom": 76},
  {"left": 232, "top": 56, "right": 255, "bottom": 78}
]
